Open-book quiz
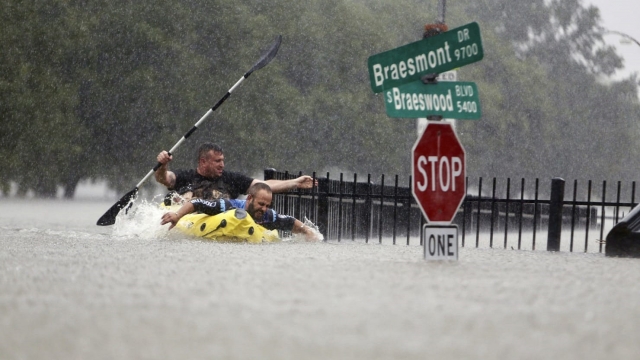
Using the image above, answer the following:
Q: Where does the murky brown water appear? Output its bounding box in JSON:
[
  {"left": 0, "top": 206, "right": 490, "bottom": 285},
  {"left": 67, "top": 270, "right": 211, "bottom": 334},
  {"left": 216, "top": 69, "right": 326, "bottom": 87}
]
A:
[{"left": 1, "top": 199, "right": 639, "bottom": 359}]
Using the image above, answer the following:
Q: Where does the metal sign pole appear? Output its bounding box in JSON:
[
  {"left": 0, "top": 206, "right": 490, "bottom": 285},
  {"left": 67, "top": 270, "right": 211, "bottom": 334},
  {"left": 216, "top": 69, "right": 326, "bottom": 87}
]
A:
[{"left": 437, "top": 0, "right": 446, "bottom": 24}]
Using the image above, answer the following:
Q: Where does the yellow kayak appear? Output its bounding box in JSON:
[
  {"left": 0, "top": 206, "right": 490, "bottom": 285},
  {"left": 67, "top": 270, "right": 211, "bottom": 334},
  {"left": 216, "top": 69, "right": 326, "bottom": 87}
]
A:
[{"left": 166, "top": 206, "right": 280, "bottom": 243}]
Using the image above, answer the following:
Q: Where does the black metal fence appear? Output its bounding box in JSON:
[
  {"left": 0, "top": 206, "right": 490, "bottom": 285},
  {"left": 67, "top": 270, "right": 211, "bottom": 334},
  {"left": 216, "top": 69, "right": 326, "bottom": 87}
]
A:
[{"left": 264, "top": 170, "right": 638, "bottom": 253}]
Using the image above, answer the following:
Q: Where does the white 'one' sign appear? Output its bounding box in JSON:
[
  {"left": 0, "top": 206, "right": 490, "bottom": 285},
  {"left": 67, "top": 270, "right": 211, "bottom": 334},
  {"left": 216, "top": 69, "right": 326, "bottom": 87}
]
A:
[{"left": 423, "top": 225, "right": 459, "bottom": 261}]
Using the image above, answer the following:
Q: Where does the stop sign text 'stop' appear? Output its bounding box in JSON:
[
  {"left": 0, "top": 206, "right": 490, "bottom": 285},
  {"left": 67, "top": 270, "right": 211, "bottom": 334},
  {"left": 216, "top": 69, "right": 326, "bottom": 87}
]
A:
[{"left": 412, "top": 122, "right": 466, "bottom": 224}]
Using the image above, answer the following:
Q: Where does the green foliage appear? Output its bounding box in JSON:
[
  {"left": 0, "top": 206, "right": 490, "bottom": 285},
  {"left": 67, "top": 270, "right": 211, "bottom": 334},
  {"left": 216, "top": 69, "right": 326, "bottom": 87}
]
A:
[
  {"left": 1, "top": 0, "right": 639, "bottom": 198},
  {"left": 454, "top": 0, "right": 640, "bottom": 181}
]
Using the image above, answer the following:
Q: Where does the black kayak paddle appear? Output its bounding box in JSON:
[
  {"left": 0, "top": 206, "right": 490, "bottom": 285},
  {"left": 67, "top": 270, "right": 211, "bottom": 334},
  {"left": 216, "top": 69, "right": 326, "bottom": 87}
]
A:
[{"left": 97, "top": 35, "right": 283, "bottom": 226}]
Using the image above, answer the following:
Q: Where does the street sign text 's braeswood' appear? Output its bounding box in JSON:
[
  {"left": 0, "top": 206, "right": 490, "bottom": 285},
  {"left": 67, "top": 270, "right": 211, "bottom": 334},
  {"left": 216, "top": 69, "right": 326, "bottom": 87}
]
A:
[
  {"left": 412, "top": 122, "right": 466, "bottom": 224},
  {"left": 368, "top": 22, "right": 483, "bottom": 93},
  {"left": 385, "top": 81, "right": 481, "bottom": 119}
]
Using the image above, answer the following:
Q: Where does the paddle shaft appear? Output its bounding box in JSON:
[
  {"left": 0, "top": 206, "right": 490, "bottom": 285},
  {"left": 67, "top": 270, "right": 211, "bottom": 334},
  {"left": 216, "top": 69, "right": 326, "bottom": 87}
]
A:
[
  {"left": 97, "top": 72, "right": 253, "bottom": 226},
  {"left": 97, "top": 35, "right": 282, "bottom": 226},
  {"left": 139, "top": 74, "right": 249, "bottom": 188}
]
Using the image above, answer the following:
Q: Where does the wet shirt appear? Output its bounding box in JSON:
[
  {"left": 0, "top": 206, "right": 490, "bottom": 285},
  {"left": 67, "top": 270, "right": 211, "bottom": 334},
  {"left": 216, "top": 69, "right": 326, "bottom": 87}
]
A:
[
  {"left": 191, "top": 198, "right": 296, "bottom": 231},
  {"left": 171, "top": 169, "right": 254, "bottom": 200}
]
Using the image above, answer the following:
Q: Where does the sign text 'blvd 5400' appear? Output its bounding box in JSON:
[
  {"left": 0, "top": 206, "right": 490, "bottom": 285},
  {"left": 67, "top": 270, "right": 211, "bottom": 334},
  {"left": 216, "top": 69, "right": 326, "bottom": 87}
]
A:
[
  {"left": 367, "top": 22, "right": 483, "bottom": 93},
  {"left": 385, "top": 81, "right": 481, "bottom": 119}
]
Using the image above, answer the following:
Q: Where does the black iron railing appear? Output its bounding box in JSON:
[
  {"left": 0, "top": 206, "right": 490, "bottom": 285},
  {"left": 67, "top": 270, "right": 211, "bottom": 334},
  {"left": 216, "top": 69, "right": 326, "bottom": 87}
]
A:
[{"left": 265, "top": 170, "right": 637, "bottom": 253}]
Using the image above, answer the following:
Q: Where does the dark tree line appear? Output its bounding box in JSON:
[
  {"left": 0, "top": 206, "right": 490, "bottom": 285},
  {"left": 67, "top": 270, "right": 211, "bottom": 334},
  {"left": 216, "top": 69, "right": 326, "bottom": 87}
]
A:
[{"left": 1, "top": 0, "right": 638, "bottom": 198}]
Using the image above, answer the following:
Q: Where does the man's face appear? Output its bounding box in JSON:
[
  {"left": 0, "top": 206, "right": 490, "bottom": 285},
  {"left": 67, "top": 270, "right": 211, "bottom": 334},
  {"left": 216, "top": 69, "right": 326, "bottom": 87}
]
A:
[
  {"left": 198, "top": 150, "right": 224, "bottom": 178},
  {"left": 246, "top": 190, "right": 272, "bottom": 220}
]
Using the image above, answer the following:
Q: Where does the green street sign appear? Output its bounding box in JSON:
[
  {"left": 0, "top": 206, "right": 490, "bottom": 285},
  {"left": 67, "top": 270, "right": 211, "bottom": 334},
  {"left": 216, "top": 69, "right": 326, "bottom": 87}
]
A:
[
  {"left": 368, "top": 22, "right": 484, "bottom": 93},
  {"left": 384, "top": 81, "right": 481, "bottom": 119}
]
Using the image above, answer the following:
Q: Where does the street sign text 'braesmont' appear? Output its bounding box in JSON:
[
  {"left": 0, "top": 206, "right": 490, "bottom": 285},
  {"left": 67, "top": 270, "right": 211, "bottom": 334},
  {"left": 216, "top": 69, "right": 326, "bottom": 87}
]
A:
[{"left": 368, "top": 22, "right": 483, "bottom": 93}]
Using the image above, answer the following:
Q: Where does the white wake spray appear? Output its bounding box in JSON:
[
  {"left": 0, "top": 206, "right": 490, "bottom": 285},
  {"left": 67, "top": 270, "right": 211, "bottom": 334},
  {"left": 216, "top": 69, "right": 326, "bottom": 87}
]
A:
[{"left": 111, "top": 196, "right": 172, "bottom": 240}]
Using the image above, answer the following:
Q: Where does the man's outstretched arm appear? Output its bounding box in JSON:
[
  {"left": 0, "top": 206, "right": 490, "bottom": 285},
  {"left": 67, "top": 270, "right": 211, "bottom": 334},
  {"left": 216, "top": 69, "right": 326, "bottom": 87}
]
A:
[
  {"left": 160, "top": 198, "right": 233, "bottom": 230},
  {"left": 259, "top": 175, "right": 318, "bottom": 193}
]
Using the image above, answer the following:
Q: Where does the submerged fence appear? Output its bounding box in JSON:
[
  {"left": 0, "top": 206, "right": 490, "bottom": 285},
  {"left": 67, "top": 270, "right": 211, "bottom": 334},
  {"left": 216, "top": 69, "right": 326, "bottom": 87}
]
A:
[{"left": 265, "top": 170, "right": 638, "bottom": 253}]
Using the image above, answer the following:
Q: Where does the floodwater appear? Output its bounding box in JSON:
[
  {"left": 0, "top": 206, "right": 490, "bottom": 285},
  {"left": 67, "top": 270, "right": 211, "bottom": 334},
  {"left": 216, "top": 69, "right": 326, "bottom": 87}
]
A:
[{"left": 1, "top": 199, "right": 640, "bottom": 360}]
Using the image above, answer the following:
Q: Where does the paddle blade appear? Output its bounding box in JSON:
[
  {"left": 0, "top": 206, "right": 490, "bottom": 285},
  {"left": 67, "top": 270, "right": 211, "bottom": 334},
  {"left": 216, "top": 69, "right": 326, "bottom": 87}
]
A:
[
  {"left": 248, "top": 35, "right": 282, "bottom": 75},
  {"left": 96, "top": 188, "right": 139, "bottom": 226}
]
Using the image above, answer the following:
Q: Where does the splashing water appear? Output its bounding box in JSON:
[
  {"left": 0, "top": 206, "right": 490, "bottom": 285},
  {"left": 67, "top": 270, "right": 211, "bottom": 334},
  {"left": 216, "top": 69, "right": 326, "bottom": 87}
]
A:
[
  {"left": 303, "top": 217, "right": 324, "bottom": 241},
  {"left": 281, "top": 216, "right": 324, "bottom": 242},
  {"left": 111, "top": 197, "right": 171, "bottom": 240}
]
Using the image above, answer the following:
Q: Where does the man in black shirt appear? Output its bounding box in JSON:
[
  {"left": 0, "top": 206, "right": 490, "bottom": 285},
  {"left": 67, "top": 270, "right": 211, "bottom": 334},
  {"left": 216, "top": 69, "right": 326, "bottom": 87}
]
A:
[{"left": 155, "top": 142, "right": 316, "bottom": 202}]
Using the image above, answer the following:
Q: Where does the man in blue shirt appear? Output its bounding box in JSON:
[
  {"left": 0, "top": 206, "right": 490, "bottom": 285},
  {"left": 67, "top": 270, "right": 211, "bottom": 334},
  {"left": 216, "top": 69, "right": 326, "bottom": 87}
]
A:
[{"left": 161, "top": 182, "right": 321, "bottom": 241}]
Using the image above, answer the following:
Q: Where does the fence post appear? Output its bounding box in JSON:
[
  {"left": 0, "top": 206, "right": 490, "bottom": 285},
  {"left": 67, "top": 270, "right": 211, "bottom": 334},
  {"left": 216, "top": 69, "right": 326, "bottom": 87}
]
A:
[
  {"left": 317, "top": 177, "right": 330, "bottom": 240},
  {"left": 547, "top": 177, "right": 565, "bottom": 251}
]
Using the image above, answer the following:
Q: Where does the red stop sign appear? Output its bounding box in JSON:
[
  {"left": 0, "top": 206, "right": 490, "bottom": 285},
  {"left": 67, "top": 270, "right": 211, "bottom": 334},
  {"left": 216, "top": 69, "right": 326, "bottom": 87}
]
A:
[{"left": 412, "top": 122, "right": 466, "bottom": 224}]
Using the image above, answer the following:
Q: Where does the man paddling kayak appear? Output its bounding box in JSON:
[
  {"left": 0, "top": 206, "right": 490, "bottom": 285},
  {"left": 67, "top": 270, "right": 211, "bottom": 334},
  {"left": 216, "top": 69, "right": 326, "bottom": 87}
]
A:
[{"left": 155, "top": 142, "right": 316, "bottom": 202}]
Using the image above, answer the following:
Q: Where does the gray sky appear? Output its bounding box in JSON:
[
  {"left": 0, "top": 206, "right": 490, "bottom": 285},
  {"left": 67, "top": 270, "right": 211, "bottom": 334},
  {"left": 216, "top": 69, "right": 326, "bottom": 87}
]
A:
[{"left": 587, "top": 0, "right": 640, "bottom": 80}]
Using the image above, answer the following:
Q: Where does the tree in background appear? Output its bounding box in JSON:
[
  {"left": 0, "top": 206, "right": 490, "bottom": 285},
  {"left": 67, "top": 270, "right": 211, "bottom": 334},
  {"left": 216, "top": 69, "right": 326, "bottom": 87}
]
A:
[
  {"left": 455, "top": 0, "right": 640, "bottom": 181},
  {"left": 1, "top": 0, "right": 639, "bottom": 198}
]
